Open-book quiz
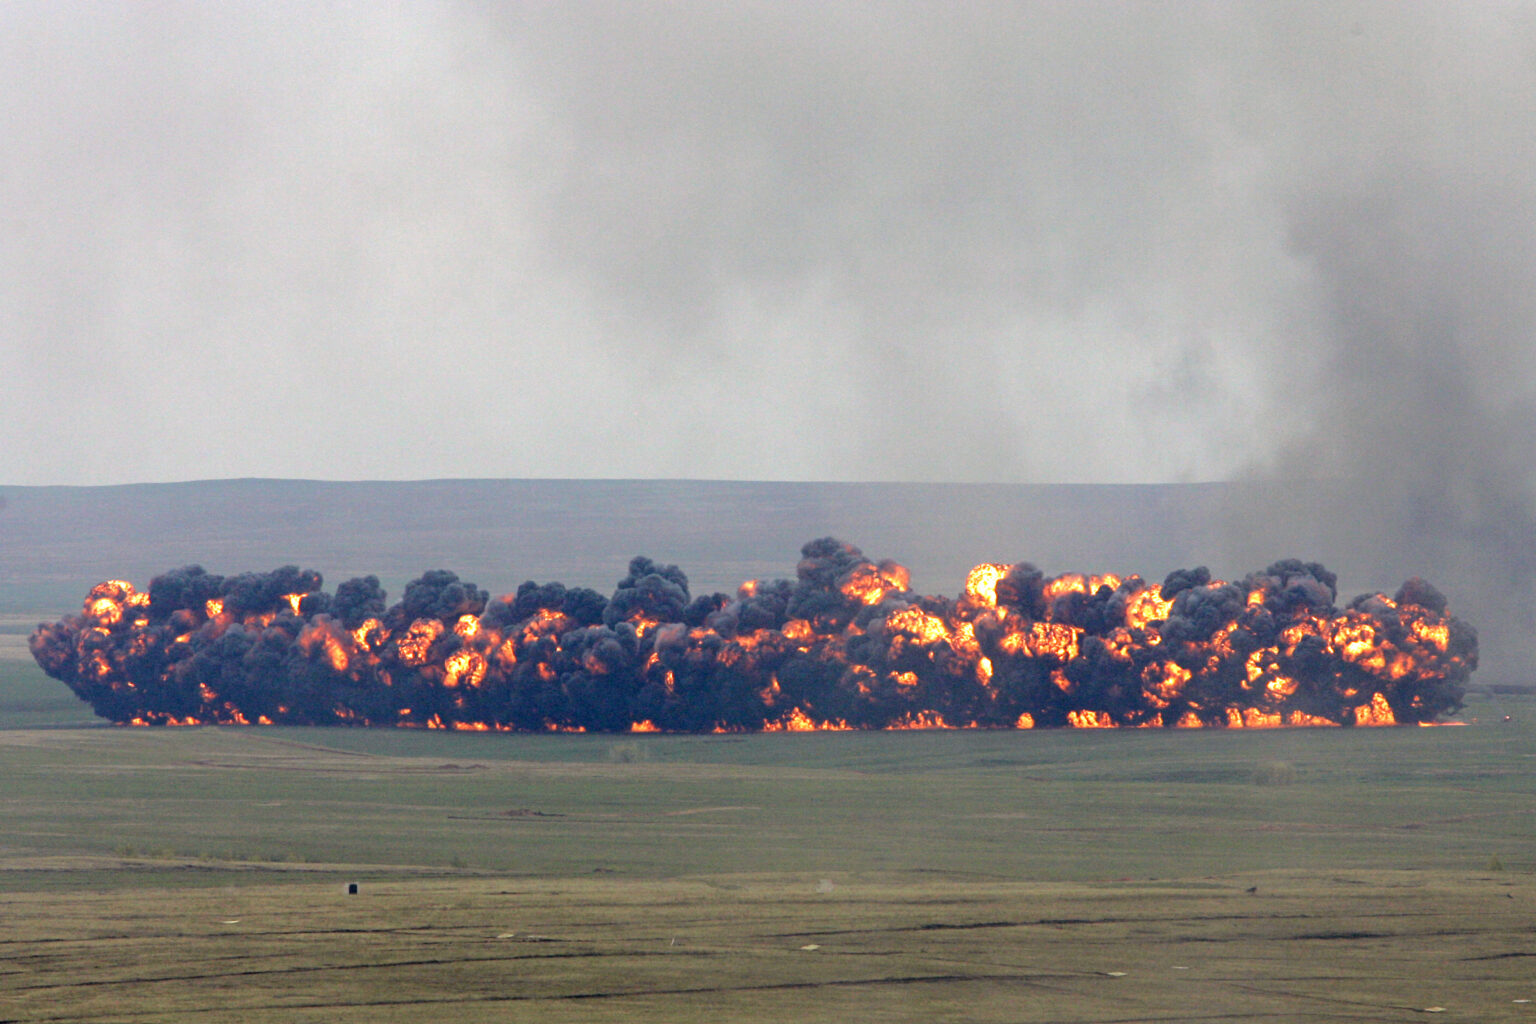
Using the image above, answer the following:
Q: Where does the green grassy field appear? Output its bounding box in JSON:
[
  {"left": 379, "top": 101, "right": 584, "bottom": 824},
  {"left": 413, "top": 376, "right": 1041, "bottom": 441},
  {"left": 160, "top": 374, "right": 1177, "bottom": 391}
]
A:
[
  {"left": 4, "top": 637, "right": 1535, "bottom": 1021},
  {"left": 0, "top": 657, "right": 101, "bottom": 730},
  {"left": 8, "top": 870, "right": 1533, "bottom": 1023},
  {"left": 6, "top": 477, "right": 1534, "bottom": 1021},
  {"left": 4, "top": 708, "right": 1534, "bottom": 883}
]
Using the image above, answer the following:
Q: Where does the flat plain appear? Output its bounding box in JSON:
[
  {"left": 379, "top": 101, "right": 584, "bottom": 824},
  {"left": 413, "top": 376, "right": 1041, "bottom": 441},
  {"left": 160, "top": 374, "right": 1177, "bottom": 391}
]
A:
[
  {"left": 6, "top": 482, "right": 1529, "bottom": 1024},
  {"left": 4, "top": 488, "right": 1535, "bottom": 1023},
  {"left": 2, "top": 673, "right": 1533, "bottom": 1022}
]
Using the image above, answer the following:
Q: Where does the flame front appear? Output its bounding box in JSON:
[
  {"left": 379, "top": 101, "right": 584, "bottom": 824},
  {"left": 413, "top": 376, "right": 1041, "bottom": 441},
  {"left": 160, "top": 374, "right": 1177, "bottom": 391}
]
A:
[{"left": 29, "top": 543, "right": 1476, "bottom": 731}]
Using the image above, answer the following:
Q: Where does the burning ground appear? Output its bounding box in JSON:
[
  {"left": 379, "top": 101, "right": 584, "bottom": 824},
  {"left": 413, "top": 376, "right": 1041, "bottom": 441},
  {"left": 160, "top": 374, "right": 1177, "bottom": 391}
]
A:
[{"left": 30, "top": 538, "right": 1476, "bottom": 731}]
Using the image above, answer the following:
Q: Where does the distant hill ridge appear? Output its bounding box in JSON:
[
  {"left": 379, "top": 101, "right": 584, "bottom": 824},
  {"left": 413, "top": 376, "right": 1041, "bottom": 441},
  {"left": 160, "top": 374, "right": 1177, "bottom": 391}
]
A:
[
  {"left": 6, "top": 476, "right": 1528, "bottom": 687},
  {"left": 2, "top": 478, "right": 1237, "bottom": 613}
]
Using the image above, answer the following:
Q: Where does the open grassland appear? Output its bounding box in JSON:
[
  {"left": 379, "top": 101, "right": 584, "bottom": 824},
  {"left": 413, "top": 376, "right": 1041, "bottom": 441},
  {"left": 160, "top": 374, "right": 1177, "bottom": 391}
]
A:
[
  {"left": 0, "top": 652, "right": 100, "bottom": 730},
  {"left": 5, "top": 481, "right": 1533, "bottom": 1020},
  {"left": 6, "top": 871, "right": 1534, "bottom": 1024},
  {"left": 2, "top": 708, "right": 1535, "bottom": 882},
  {"left": 1, "top": 700, "right": 1534, "bottom": 1022}
]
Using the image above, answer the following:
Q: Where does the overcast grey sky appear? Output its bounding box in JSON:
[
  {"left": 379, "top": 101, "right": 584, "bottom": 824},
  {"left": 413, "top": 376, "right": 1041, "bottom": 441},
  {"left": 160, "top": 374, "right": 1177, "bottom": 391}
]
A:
[{"left": 4, "top": 1, "right": 1535, "bottom": 491}]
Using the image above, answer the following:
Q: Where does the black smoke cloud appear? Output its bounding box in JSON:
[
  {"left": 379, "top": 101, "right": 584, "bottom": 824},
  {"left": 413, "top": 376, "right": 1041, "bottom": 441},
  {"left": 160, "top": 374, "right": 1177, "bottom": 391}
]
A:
[
  {"left": 31, "top": 539, "right": 1476, "bottom": 731},
  {"left": 4, "top": 3, "right": 1531, "bottom": 683}
]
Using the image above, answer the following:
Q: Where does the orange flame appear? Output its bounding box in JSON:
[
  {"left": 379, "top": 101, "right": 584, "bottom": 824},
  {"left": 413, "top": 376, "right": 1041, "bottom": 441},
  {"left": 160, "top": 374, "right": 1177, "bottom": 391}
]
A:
[
  {"left": 39, "top": 546, "right": 1474, "bottom": 732},
  {"left": 840, "top": 562, "right": 911, "bottom": 606},
  {"left": 964, "top": 563, "right": 1010, "bottom": 607},
  {"left": 395, "top": 619, "right": 444, "bottom": 667},
  {"left": 1124, "top": 584, "right": 1172, "bottom": 630}
]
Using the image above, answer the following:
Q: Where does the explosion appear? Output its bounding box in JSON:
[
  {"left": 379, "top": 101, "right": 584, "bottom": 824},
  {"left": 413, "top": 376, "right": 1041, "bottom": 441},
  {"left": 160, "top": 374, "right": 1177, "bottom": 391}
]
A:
[{"left": 29, "top": 539, "right": 1477, "bottom": 731}]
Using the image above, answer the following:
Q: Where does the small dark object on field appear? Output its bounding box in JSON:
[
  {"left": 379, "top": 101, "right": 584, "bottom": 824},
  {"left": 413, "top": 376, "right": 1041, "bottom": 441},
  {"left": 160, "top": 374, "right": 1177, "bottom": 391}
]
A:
[
  {"left": 347, "top": 883, "right": 358, "bottom": 895},
  {"left": 1246, "top": 886, "right": 1258, "bottom": 894}
]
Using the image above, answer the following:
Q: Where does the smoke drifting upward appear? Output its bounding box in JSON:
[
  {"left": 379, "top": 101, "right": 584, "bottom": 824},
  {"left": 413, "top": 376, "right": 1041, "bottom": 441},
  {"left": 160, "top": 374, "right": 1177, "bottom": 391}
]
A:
[
  {"left": 1247, "top": 163, "right": 1536, "bottom": 680},
  {"left": 5, "top": 5, "right": 1533, "bottom": 683},
  {"left": 32, "top": 539, "right": 1475, "bottom": 731}
]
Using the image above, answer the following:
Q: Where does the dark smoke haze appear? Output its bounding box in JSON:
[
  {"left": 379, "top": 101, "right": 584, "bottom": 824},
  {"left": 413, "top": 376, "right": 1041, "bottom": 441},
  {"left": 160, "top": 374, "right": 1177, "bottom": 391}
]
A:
[
  {"left": 4, "top": 4, "right": 1533, "bottom": 680},
  {"left": 31, "top": 540, "right": 1476, "bottom": 731}
]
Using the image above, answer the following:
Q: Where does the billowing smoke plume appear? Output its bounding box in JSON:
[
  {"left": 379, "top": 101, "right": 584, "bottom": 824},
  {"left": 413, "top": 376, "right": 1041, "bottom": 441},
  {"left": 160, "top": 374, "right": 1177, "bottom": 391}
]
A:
[{"left": 31, "top": 539, "right": 1475, "bottom": 731}]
